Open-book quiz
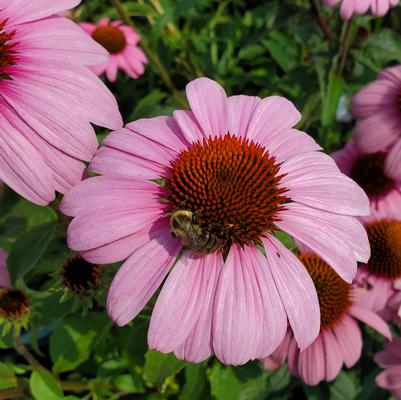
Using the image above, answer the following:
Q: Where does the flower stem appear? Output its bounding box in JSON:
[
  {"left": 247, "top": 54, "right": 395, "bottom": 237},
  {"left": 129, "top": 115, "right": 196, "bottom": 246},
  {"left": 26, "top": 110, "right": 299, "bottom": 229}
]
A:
[
  {"left": 108, "top": 0, "right": 188, "bottom": 108},
  {"left": 308, "top": 0, "right": 332, "bottom": 44},
  {"left": 337, "top": 20, "right": 354, "bottom": 75}
]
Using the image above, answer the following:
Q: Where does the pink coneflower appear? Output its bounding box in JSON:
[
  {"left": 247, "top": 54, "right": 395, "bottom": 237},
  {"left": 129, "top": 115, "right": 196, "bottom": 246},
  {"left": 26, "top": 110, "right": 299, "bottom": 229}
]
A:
[
  {"left": 352, "top": 65, "right": 401, "bottom": 153},
  {"left": 352, "top": 212, "right": 401, "bottom": 319},
  {"left": 264, "top": 252, "right": 391, "bottom": 386},
  {"left": 375, "top": 338, "right": 401, "bottom": 399},
  {"left": 323, "top": 0, "right": 399, "bottom": 20},
  {"left": 0, "top": 0, "right": 122, "bottom": 206},
  {"left": 61, "top": 77, "right": 370, "bottom": 365},
  {"left": 332, "top": 140, "right": 401, "bottom": 214},
  {"left": 80, "top": 18, "right": 147, "bottom": 82}
]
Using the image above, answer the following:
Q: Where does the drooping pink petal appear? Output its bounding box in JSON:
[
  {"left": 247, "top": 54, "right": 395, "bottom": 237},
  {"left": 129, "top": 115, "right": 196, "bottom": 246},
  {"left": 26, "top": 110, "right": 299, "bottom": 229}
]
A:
[
  {"left": 107, "top": 230, "right": 181, "bottom": 326},
  {"left": 349, "top": 305, "right": 392, "bottom": 340},
  {"left": 276, "top": 203, "right": 365, "bottom": 282},
  {"left": 332, "top": 315, "right": 362, "bottom": 368},
  {"left": 213, "top": 244, "right": 287, "bottom": 365},
  {"left": 322, "top": 328, "right": 344, "bottom": 382},
  {"left": 297, "top": 335, "right": 325, "bottom": 386},
  {"left": 149, "top": 251, "right": 223, "bottom": 354},
  {"left": 262, "top": 235, "right": 320, "bottom": 350}
]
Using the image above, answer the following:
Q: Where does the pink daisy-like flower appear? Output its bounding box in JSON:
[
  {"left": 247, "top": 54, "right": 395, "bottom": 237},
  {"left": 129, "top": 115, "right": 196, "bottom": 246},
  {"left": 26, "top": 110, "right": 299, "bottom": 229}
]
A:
[
  {"left": 332, "top": 140, "right": 401, "bottom": 214},
  {"left": 0, "top": 250, "right": 10, "bottom": 288},
  {"left": 352, "top": 211, "right": 401, "bottom": 319},
  {"left": 61, "top": 77, "right": 370, "bottom": 365},
  {"left": 264, "top": 252, "right": 391, "bottom": 386},
  {"left": 0, "top": 0, "right": 122, "bottom": 205},
  {"left": 80, "top": 18, "right": 147, "bottom": 82},
  {"left": 323, "top": 0, "right": 399, "bottom": 20},
  {"left": 352, "top": 66, "right": 401, "bottom": 153},
  {"left": 375, "top": 338, "right": 401, "bottom": 399}
]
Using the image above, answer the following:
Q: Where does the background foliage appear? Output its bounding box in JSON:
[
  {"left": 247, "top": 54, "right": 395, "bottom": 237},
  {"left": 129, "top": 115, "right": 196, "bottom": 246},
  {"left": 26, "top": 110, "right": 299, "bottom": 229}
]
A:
[{"left": 1, "top": 0, "right": 400, "bottom": 398}]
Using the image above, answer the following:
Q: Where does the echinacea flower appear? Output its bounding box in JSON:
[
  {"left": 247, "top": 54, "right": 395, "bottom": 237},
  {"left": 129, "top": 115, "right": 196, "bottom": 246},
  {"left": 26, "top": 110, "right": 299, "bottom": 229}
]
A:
[
  {"left": 352, "top": 65, "right": 401, "bottom": 153},
  {"left": 323, "top": 0, "right": 398, "bottom": 20},
  {"left": 332, "top": 140, "right": 401, "bottom": 214},
  {"left": 61, "top": 77, "right": 370, "bottom": 365},
  {"left": 80, "top": 18, "right": 147, "bottom": 82},
  {"left": 264, "top": 252, "right": 391, "bottom": 386},
  {"left": 375, "top": 338, "right": 401, "bottom": 399},
  {"left": 352, "top": 211, "right": 401, "bottom": 319},
  {"left": 0, "top": 0, "right": 122, "bottom": 205}
]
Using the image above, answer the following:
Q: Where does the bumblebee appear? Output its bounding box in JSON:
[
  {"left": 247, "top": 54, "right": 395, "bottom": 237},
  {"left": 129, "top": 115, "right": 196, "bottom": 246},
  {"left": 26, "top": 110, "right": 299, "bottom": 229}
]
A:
[{"left": 169, "top": 210, "right": 221, "bottom": 255}]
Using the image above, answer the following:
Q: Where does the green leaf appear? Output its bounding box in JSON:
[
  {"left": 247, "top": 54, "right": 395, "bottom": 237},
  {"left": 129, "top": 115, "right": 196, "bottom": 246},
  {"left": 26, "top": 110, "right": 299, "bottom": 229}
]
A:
[
  {"left": 143, "top": 350, "right": 187, "bottom": 386},
  {"left": 8, "top": 222, "right": 56, "bottom": 284},
  {"left": 29, "top": 369, "right": 63, "bottom": 400},
  {"left": 321, "top": 72, "right": 344, "bottom": 127},
  {"left": 209, "top": 364, "right": 241, "bottom": 400},
  {"left": 0, "top": 362, "right": 16, "bottom": 390},
  {"left": 113, "top": 374, "right": 145, "bottom": 393},
  {"left": 179, "top": 363, "right": 209, "bottom": 400},
  {"left": 330, "top": 371, "right": 360, "bottom": 400},
  {"left": 49, "top": 314, "right": 109, "bottom": 374}
]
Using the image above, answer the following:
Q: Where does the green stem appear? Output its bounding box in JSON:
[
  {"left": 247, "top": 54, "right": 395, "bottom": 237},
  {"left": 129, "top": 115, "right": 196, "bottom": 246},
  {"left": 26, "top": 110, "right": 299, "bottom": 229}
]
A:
[
  {"left": 12, "top": 331, "right": 43, "bottom": 370},
  {"left": 109, "top": 0, "right": 188, "bottom": 108},
  {"left": 308, "top": 0, "right": 332, "bottom": 44},
  {"left": 337, "top": 20, "right": 354, "bottom": 75}
]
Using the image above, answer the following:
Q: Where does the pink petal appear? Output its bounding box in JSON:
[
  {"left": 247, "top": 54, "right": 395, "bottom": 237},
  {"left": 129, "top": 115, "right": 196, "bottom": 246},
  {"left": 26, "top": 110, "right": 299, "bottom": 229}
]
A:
[
  {"left": 322, "top": 328, "right": 344, "bottom": 382},
  {"left": 262, "top": 235, "right": 320, "bottom": 350},
  {"left": 173, "top": 110, "right": 204, "bottom": 144},
  {"left": 265, "top": 129, "right": 322, "bottom": 163},
  {"left": 227, "top": 95, "right": 261, "bottom": 138},
  {"left": 67, "top": 207, "right": 163, "bottom": 252},
  {"left": 385, "top": 138, "right": 401, "bottom": 181},
  {"left": 376, "top": 367, "right": 401, "bottom": 390},
  {"left": 212, "top": 244, "right": 287, "bottom": 365},
  {"left": 349, "top": 305, "right": 392, "bottom": 340},
  {"left": 107, "top": 230, "right": 181, "bottom": 326},
  {"left": 246, "top": 96, "right": 301, "bottom": 144},
  {"left": 332, "top": 315, "right": 362, "bottom": 368},
  {"left": 60, "top": 175, "right": 161, "bottom": 217},
  {"left": 90, "top": 146, "right": 163, "bottom": 180},
  {"left": 186, "top": 78, "right": 228, "bottom": 138},
  {"left": 276, "top": 203, "right": 367, "bottom": 282},
  {"left": 1, "top": 0, "right": 80, "bottom": 26},
  {"left": 126, "top": 116, "right": 189, "bottom": 154},
  {"left": 149, "top": 251, "right": 223, "bottom": 354},
  {"left": 297, "top": 335, "right": 325, "bottom": 386}
]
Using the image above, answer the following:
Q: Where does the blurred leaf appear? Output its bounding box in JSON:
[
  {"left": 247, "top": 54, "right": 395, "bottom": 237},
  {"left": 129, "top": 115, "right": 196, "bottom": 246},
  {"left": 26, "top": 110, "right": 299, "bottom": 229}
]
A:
[
  {"left": 29, "top": 369, "right": 63, "bottom": 400},
  {"left": 130, "top": 90, "right": 167, "bottom": 120},
  {"left": 0, "top": 362, "right": 16, "bottom": 390},
  {"left": 330, "top": 371, "right": 360, "bottom": 400},
  {"left": 321, "top": 72, "right": 344, "bottom": 127},
  {"left": 144, "top": 350, "right": 187, "bottom": 386},
  {"left": 50, "top": 314, "right": 109, "bottom": 374},
  {"left": 179, "top": 362, "right": 209, "bottom": 400},
  {"left": 112, "top": 374, "right": 145, "bottom": 393},
  {"left": 8, "top": 222, "right": 56, "bottom": 284}
]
